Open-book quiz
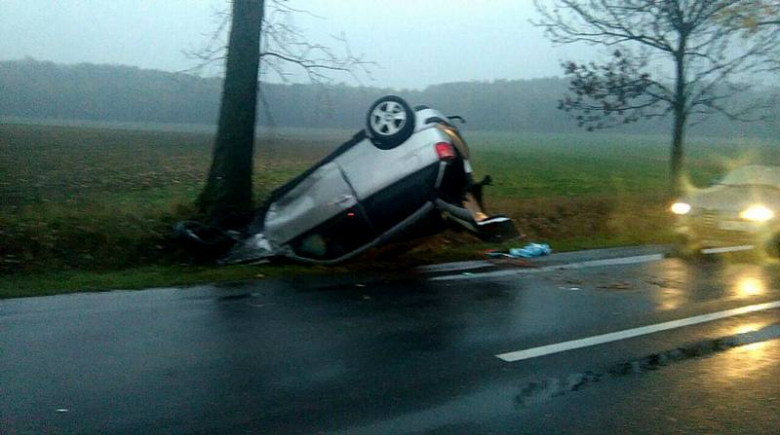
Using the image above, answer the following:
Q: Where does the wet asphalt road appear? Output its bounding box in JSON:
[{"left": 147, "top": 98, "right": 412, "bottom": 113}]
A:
[{"left": 2, "top": 246, "right": 779, "bottom": 434}]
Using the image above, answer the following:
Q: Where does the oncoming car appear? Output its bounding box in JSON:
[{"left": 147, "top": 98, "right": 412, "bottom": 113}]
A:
[
  {"left": 216, "top": 95, "right": 519, "bottom": 264},
  {"left": 671, "top": 164, "right": 780, "bottom": 254}
]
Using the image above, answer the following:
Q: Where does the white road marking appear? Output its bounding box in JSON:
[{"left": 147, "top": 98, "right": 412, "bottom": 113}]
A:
[
  {"left": 701, "top": 245, "right": 755, "bottom": 254},
  {"left": 430, "top": 254, "right": 665, "bottom": 281},
  {"left": 496, "top": 300, "right": 780, "bottom": 362},
  {"left": 417, "top": 260, "right": 493, "bottom": 274}
]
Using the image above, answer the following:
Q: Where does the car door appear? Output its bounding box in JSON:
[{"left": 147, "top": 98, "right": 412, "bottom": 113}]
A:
[
  {"left": 264, "top": 161, "right": 376, "bottom": 261},
  {"left": 335, "top": 130, "right": 442, "bottom": 233}
]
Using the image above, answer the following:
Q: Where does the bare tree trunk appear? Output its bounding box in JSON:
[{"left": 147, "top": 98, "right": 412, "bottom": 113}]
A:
[
  {"left": 670, "top": 105, "right": 686, "bottom": 198},
  {"left": 198, "top": 0, "right": 264, "bottom": 227},
  {"left": 670, "top": 39, "right": 688, "bottom": 198}
]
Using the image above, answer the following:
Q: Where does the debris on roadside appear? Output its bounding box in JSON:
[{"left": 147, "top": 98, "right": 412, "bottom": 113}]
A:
[
  {"left": 646, "top": 278, "right": 684, "bottom": 289},
  {"left": 486, "top": 243, "right": 551, "bottom": 259},
  {"left": 549, "top": 277, "right": 586, "bottom": 291},
  {"left": 490, "top": 257, "right": 533, "bottom": 268},
  {"left": 599, "top": 281, "right": 632, "bottom": 291}
]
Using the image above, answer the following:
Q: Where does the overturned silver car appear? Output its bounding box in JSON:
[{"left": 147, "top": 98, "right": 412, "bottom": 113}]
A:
[{"left": 216, "top": 95, "right": 519, "bottom": 264}]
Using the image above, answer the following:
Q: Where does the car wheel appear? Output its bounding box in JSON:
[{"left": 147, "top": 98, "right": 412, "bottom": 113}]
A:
[
  {"left": 763, "top": 234, "right": 780, "bottom": 258},
  {"left": 671, "top": 234, "right": 705, "bottom": 260},
  {"left": 366, "top": 95, "right": 415, "bottom": 150}
]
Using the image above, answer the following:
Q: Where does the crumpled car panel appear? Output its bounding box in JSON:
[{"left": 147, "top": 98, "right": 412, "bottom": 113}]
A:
[{"left": 264, "top": 162, "right": 357, "bottom": 246}]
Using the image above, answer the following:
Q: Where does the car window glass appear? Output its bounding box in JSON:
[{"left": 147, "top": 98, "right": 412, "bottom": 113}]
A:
[{"left": 719, "top": 166, "right": 780, "bottom": 188}]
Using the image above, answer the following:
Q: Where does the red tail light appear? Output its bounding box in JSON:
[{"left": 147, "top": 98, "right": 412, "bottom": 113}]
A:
[{"left": 435, "top": 142, "right": 457, "bottom": 160}]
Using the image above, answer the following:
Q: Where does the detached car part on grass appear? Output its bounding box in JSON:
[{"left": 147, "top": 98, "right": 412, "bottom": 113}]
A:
[{"left": 195, "top": 96, "right": 519, "bottom": 265}]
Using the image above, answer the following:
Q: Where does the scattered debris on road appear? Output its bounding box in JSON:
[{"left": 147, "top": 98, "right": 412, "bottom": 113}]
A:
[
  {"left": 600, "top": 281, "right": 632, "bottom": 291},
  {"left": 490, "top": 257, "right": 533, "bottom": 268},
  {"left": 646, "top": 278, "right": 685, "bottom": 289}
]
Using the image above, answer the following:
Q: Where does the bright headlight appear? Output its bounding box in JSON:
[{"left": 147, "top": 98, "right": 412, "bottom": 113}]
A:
[
  {"left": 670, "top": 202, "right": 691, "bottom": 215},
  {"left": 740, "top": 205, "right": 774, "bottom": 222}
]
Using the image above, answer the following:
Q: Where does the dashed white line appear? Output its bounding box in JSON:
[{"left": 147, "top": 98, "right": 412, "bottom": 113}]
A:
[
  {"left": 700, "top": 245, "right": 755, "bottom": 254},
  {"left": 496, "top": 300, "right": 780, "bottom": 362},
  {"left": 417, "top": 260, "right": 493, "bottom": 274},
  {"left": 430, "top": 254, "right": 665, "bottom": 281}
]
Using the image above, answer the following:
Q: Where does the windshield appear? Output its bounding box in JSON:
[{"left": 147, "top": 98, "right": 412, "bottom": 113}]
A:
[{"left": 719, "top": 165, "right": 780, "bottom": 188}]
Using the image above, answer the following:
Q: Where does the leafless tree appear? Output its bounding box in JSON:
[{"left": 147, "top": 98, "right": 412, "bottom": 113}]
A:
[
  {"left": 723, "top": 0, "right": 780, "bottom": 31},
  {"left": 724, "top": 0, "right": 780, "bottom": 71},
  {"left": 194, "top": 0, "right": 372, "bottom": 226},
  {"left": 534, "top": 0, "right": 780, "bottom": 196}
]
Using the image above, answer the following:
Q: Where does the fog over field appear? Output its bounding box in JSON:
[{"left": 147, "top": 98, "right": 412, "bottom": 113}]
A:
[
  {"left": 1, "top": 59, "right": 778, "bottom": 139},
  {"left": 0, "top": 0, "right": 599, "bottom": 90}
]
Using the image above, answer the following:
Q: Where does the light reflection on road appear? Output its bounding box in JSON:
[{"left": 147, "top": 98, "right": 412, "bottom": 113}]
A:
[
  {"left": 734, "top": 323, "right": 772, "bottom": 352},
  {"left": 650, "top": 258, "right": 777, "bottom": 319},
  {"left": 734, "top": 323, "right": 763, "bottom": 335},
  {"left": 720, "top": 320, "right": 776, "bottom": 378},
  {"left": 717, "top": 262, "right": 774, "bottom": 302},
  {"left": 734, "top": 276, "right": 766, "bottom": 299},
  {"left": 653, "top": 258, "right": 691, "bottom": 311},
  {"left": 658, "top": 289, "right": 684, "bottom": 311},
  {"left": 722, "top": 339, "right": 774, "bottom": 378}
]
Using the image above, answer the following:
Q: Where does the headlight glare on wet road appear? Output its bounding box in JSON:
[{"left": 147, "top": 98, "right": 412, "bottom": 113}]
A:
[
  {"left": 736, "top": 277, "right": 765, "bottom": 298},
  {"left": 670, "top": 202, "right": 691, "bottom": 215},
  {"left": 739, "top": 205, "right": 774, "bottom": 222}
]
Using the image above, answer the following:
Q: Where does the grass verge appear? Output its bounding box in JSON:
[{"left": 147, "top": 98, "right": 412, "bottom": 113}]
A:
[{"left": 1, "top": 123, "right": 775, "bottom": 298}]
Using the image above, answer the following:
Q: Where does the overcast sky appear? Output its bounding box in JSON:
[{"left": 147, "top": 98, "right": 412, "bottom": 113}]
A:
[{"left": 0, "top": 0, "right": 603, "bottom": 89}]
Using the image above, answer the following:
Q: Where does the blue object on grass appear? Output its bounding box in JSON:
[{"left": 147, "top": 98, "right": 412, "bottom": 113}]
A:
[{"left": 487, "top": 243, "right": 551, "bottom": 259}]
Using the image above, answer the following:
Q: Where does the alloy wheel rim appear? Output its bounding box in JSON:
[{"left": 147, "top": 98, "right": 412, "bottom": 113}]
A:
[{"left": 370, "top": 101, "right": 407, "bottom": 136}]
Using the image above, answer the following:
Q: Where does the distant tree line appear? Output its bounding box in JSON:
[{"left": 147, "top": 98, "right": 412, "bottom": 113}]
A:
[{"left": 1, "top": 59, "right": 777, "bottom": 138}]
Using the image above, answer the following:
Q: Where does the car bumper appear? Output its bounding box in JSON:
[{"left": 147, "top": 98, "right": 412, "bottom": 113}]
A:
[{"left": 675, "top": 217, "right": 778, "bottom": 246}]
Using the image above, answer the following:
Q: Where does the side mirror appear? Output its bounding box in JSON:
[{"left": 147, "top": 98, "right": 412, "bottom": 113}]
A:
[{"left": 447, "top": 115, "right": 466, "bottom": 124}]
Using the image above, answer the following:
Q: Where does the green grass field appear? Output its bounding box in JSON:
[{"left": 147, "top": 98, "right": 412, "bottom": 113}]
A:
[{"left": 1, "top": 121, "right": 777, "bottom": 297}]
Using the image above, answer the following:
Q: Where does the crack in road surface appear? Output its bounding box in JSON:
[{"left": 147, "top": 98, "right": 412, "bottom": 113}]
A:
[{"left": 515, "top": 323, "right": 780, "bottom": 407}]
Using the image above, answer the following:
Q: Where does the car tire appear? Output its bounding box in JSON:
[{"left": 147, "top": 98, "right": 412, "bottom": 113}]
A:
[
  {"left": 763, "top": 234, "right": 780, "bottom": 258},
  {"left": 366, "top": 95, "right": 415, "bottom": 150},
  {"left": 671, "top": 234, "right": 706, "bottom": 261}
]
